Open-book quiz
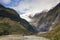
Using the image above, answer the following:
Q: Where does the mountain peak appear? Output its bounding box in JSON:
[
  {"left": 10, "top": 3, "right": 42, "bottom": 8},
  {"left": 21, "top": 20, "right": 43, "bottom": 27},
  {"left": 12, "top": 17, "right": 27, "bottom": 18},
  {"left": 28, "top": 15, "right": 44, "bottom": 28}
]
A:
[
  {"left": 57, "top": 3, "right": 60, "bottom": 6},
  {"left": 57, "top": 3, "right": 60, "bottom": 7},
  {"left": 54, "top": 3, "right": 60, "bottom": 9}
]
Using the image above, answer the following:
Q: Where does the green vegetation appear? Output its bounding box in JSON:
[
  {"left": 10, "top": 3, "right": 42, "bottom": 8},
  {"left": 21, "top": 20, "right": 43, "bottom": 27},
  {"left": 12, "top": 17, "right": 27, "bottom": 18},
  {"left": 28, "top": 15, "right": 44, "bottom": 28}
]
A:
[
  {"left": 0, "top": 18, "right": 32, "bottom": 36},
  {"left": 0, "top": 23, "right": 9, "bottom": 36},
  {"left": 39, "top": 24, "right": 60, "bottom": 40}
]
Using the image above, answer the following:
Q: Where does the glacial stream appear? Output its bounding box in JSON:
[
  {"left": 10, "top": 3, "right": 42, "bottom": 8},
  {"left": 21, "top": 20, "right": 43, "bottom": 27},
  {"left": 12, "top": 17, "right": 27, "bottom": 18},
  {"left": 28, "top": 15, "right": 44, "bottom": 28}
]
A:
[{"left": 0, "top": 35, "right": 50, "bottom": 40}]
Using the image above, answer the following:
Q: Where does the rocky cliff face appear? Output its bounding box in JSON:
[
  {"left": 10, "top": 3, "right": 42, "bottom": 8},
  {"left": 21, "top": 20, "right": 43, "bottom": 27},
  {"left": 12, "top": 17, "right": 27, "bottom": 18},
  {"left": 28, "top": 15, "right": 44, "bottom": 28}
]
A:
[
  {"left": 29, "top": 3, "right": 60, "bottom": 32},
  {"left": 0, "top": 4, "right": 37, "bottom": 36}
]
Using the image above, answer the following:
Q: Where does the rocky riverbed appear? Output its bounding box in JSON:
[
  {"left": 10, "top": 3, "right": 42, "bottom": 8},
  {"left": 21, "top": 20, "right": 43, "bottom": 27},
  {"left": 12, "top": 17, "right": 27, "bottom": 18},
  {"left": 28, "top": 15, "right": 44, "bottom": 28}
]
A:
[{"left": 0, "top": 35, "right": 50, "bottom": 40}]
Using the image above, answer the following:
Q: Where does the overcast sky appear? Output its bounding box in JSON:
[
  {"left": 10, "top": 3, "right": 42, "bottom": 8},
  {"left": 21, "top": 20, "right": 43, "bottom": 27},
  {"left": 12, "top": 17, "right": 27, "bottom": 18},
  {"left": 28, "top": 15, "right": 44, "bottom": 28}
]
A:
[{"left": 0, "top": 0, "right": 60, "bottom": 21}]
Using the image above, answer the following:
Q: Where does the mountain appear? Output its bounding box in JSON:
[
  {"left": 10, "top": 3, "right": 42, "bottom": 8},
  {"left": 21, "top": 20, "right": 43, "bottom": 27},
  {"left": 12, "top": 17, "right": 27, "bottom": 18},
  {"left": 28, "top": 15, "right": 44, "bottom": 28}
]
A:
[
  {"left": 29, "top": 3, "right": 60, "bottom": 32},
  {"left": 35, "top": 3, "right": 60, "bottom": 40},
  {"left": 0, "top": 4, "right": 37, "bottom": 36},
  {"left": 29, "top": 11, "right": 48, "bottom": 31}
]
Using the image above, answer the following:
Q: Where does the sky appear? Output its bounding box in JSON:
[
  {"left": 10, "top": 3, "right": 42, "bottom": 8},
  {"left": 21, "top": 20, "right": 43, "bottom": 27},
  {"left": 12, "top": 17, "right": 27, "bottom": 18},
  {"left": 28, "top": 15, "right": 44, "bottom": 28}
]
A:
[{"left": 0, "top": 0, "right": 60, "bottom": 22}]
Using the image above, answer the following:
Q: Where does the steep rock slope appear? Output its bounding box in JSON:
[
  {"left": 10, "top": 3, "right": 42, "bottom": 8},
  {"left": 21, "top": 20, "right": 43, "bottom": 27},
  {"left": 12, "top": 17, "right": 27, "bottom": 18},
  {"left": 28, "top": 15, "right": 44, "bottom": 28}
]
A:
[{"left": 30, "top": 3, "right": 60, "bottom": 32}]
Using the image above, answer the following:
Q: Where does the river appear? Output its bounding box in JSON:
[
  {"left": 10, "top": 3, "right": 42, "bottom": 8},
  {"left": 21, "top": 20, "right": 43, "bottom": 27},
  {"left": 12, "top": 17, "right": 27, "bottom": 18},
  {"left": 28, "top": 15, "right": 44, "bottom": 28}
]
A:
[{"left": 0, "top": 35, "right": 50, "bottom": 40}]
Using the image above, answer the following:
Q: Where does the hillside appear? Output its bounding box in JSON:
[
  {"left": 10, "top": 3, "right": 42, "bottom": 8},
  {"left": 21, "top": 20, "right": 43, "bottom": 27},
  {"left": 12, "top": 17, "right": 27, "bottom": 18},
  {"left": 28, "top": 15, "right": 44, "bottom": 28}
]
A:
[
  {"left": 0, "top": 4, "right": 37, "bottom": 36},
  {"left": 39, "top": 24, "right": 60, "bottom": 40}
]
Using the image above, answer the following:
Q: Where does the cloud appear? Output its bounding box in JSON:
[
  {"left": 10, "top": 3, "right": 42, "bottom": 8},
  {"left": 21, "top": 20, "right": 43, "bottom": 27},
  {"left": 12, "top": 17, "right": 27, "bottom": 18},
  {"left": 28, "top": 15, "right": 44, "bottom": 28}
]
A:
[
  {"left": 13, "top": 0, "right": 59, "bottom": 21},
  {"left": 1, "top": 0, "right": 11, "bottom": 4},
  {"left": 0, "top": 0, "right": 22, "bottom": 7},
  {"left": 1, "top": 0, "right": 60, "bottom": 21}
]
